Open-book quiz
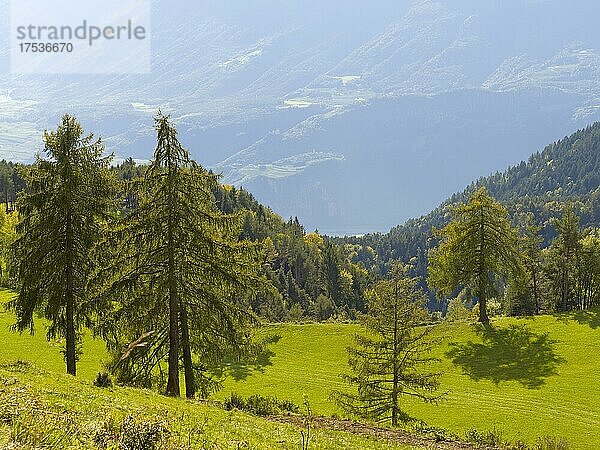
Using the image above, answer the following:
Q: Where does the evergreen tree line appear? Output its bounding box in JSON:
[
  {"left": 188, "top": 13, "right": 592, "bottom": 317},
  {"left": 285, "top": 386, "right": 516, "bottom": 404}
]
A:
[
  {"left": 429, "top": 187, "right": 600, "bottom": 323},
  {"left": 0, "top": 160, "right": 26, "bottom": 212}
]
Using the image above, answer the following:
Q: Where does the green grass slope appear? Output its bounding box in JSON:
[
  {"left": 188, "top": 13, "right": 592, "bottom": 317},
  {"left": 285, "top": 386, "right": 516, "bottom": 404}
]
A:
[
  {"left": 0, "top": 290, "right": 423, "bottom": 449},
  {"left": 3, "top": 287, "right": 600, "bottom": 448},
  {"left": 217, "top": 317, "right": 600, "bottom": 449},
  {"left": 0, "top": 362, "right": 426, "bottom": 449},
  {"left": 0, "top": 300, "right": 108, "bottom": 382}
]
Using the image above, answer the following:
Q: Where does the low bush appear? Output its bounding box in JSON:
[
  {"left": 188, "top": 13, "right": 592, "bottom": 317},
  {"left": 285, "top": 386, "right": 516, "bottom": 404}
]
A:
[
  {"left": 466, "top": 428, "right": 504, "bottom": 447},
  {"left": 223, "top": 393, "right": 299, "bottom": 416},
  {"left": 93, "top": 372, "right": 113, "bottom": 388},
  {"left": 409, "top": 421, "right": 458, "bottom": 443},
  {"left": 465, "top": 428, "right": 570, "bottom": 450},
  {"left": 534, "top": 436, "right": 570, "bottom": 450},
  {"left": 94, "top": 415, "right": 168, "bottom": 450}
]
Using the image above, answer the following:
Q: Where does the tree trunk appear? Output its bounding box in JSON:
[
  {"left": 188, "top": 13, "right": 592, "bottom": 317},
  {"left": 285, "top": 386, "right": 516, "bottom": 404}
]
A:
[
  {"left": 180, "top": 300, "right": 196, "bottom": 398},
  {"left": 478, "top": 206, "right": 490, "bottom": 325},
  {"left": 562, "top": 264, "right": 568, "bottom": 312},
  {"left": 532, "top": 269, "right": 539, "bottom": 314},
  {"left": 478, "top": 292, "right": 489, "bottom": 324},
  {"left": 65, "top": 210, "right": 77, "bottom": 376},
  {"left": 391, "top": 280, "right": 399, "bottom": 427},
  {"left": 166, "top": 282, "right": 180, "bottom": 395},
  {"left": 65, "top": 290, "right": 77, "bottom": 376},
  {"left": 165, "top": 144, "right": 180, "bottom": 397}
]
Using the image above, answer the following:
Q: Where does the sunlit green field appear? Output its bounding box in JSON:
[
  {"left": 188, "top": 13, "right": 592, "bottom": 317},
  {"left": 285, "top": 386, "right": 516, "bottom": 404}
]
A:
[
  {"left": 0, "top": 290, "right": 418, "bottom": 449},
  {"left": 0, "top": 294, "right": 108, "bottom": 382},
  {"left": 2, "top": 288, "right": 600, "bottom": 448},
  {"left": 217, "top": 317, "right": 600, "bottom": 449},
  {"left": 0, "top": 362, "right": 423, "bottom": 449}
]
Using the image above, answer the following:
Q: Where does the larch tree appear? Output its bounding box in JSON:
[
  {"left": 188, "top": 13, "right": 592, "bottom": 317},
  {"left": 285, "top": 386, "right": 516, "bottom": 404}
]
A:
[
  {"left": 505, "top": 216, "right": 547, "bottom": 316},
  {"left": 0, "top": 202, "right": 18, "bottom": 282},
  {"left": 0, "top": 161, "right": 14, "bottom": 212},
  {"left": 428, "top": 187, "right": 522, "bottom": 325},
  {"left": 547, "top": 207, "right": 582, "bottom": 311},
  {"left": 333, "top": 263, "right": 442, "bottom": 426},
  {"left": 577, "top": 231, "right": 600, "bottom": 309},
  {"left": 10, "top": 114, "right": 116, "bottom": 376},
  {"left": 95, "top": 113, "right": 264, "bottom": 398},
  {"left": 521, "top": 219, "right": 545, "bottom": 314},
  {"left": 322, "top": 240, "right": 342, "bottom": 308},
  {"left": 523, "top": 223, "right": 544, "bottom": 314}
]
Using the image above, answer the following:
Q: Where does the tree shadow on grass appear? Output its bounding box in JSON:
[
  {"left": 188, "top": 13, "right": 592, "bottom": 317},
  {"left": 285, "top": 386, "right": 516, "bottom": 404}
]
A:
[
  {"left": 557, "top": 309, "right": 600, "bottom": 329},
  {"left": 446, "top": 324, "right": 564, "bottom": 388},
  {"left": 218, "top": 334, "right": 281, "bottom": 381}
]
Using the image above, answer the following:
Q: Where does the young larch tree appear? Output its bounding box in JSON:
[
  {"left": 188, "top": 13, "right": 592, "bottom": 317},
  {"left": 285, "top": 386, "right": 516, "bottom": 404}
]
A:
[
  {"left": 333, "top": 263, "right": 442, "bottom": 426},
  {"left": 428, "top": 187, "right": 522, "bottom": 325}
]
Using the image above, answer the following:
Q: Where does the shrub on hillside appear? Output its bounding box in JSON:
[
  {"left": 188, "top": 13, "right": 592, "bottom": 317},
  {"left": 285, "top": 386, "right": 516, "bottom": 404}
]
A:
[
  {"left": 466, "top": 428, "right": 504, "bottom": 447},
  {"left": 223, "top": 393, "right": 299, "bottom": 416},
  {"left": 287, "top": 303, "right": 304, "bottom": 322},
  {"left": 93, "top": 372, "right": 113, "bottom": 388},
  {"left": 535, "top": 437, "right": 570, "bottom": 450},
  {"left": 94, "top": 415, "right": 168, "bottom": 450},
  {"left": 445, "top": 296, "right": 471, "bottom": 322},
  {"left": 223, "top": 392, "right": 246, "bottom": 411},
  {"left": 409, "top": 421, "right": 458, "bottom": 443},
  {"left": 466, "top": 428, "right": 569, "bottom": 450},
  {"left": 1, "top": 360, "right": 33, "bottom": 373},
  {"left": 310, "top": 294, "right": 335, "bottom": 321}
]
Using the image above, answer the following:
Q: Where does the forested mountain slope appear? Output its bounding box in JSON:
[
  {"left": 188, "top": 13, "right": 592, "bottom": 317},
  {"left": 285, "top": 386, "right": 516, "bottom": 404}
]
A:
[
  {"left": 340, "top": 122, "right": 600, "bottom": 296},
  {"left": 0, "top": 157, "right": 369, "bottom": 322}
]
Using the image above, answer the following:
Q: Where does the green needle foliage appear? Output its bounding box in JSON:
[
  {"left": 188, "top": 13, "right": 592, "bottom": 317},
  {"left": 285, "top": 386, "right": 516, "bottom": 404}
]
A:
[
  {"left": 521, "top": 220, "right": 545, "bottom": 314},
  {"left": 333, "top": 263, "right": 441, "bottom": 426},
  {"left": 546, "top": 207, "right": 582, "bottom": 311},
  {"left": 10, "top": 114, "right": 116, "bottom": 376},
  {"left": 428, "top": 187, "right": 523, "bottom": 324},
  {"left": 94, "top": 113, "right": 265, "bottom": 398}
]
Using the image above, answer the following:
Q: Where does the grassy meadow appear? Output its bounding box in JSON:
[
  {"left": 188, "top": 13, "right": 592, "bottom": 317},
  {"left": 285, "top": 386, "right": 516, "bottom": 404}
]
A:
[
  {"left": 0, "top": 290, "right": 422, "bottom": 450},
  {"left": 217, "top": 316, "right": 600, "bottom": 448},
  {"left": 2, "top": 289, "right": 600, "bottom": 448}
]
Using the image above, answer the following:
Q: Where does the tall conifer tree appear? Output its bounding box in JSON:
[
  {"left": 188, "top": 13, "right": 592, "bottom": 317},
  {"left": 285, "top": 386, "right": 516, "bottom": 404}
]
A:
[
  {"left": 96, "top": 113, "right": 263, "bottom": 397},
  {"left": 522, "top": 219, "right": 545, "bottom": 314},
  {"left": 428, "top": 187, "right": 522, "bottom": 324},
  {"left": 11, "top": 115, "right": 115, "bottom": 375},
  {"left": 547, "top": 207, "right": 582, "bottom": 311}
]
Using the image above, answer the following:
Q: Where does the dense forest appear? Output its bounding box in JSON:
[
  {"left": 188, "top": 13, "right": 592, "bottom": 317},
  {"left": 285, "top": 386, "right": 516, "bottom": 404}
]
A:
[
  {"left": 0, "top": 151, "right": 371, "bottom": 326},
  {"left": 4, "top": 122, "right": 600, "bottom": 323}
]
